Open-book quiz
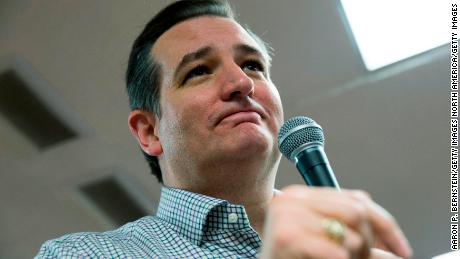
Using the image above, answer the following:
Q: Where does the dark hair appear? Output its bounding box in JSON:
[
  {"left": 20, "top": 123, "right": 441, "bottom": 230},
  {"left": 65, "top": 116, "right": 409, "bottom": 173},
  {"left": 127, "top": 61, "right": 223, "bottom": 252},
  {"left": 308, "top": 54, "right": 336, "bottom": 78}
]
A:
[{"left": 125, "top": 0, "right": 271, "bottom": 183}]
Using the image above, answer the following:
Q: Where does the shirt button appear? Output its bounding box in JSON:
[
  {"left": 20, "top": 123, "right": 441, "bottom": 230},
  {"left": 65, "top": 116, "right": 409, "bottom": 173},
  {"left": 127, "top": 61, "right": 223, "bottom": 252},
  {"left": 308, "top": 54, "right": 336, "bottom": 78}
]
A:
[{"left": 228, "top": 213, "right": 238, "bottom": 223}]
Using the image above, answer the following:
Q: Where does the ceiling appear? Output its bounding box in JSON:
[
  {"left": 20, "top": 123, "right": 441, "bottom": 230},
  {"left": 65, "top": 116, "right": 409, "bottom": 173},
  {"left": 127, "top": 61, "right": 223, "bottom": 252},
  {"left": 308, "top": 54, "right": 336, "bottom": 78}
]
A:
[{"left": 0, "top": 0, "right": 450, "bottom": 258}]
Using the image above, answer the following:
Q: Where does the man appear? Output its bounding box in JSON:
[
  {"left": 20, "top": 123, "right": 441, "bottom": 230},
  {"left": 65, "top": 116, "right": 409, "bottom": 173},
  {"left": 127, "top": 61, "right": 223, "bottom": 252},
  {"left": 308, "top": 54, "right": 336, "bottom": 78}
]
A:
[{"left": 37, "top": 0, "right": 413, "bottom": 258}]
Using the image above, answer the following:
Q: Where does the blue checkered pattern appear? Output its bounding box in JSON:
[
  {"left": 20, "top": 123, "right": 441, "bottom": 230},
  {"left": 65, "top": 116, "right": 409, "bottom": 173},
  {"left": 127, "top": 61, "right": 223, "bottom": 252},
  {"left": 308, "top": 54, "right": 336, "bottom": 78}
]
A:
[{"left": 36, "top": 187, "right": 262, "bottom": 258}]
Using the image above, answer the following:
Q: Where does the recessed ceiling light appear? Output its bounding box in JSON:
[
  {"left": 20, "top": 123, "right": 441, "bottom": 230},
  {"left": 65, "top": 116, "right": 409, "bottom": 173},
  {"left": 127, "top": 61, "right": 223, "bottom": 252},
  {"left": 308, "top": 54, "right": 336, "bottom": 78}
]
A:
[{"left": 340, "top": 0, "right": 449, "bottom": 71}]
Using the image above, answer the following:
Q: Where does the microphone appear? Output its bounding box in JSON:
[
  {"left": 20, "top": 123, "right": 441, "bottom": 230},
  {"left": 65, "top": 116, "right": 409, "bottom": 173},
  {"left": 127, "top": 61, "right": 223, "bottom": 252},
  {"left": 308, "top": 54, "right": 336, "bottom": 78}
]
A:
[{"left": 278, "top": 116, "right": 340, "bottom": 189}]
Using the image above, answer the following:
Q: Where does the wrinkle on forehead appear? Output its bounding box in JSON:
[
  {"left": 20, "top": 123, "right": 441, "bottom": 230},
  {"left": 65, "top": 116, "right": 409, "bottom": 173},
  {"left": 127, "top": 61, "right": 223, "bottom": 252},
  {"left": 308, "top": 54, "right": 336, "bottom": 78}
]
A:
[{"left": 152, "top": 16, "right": 264, "bottom": 71}]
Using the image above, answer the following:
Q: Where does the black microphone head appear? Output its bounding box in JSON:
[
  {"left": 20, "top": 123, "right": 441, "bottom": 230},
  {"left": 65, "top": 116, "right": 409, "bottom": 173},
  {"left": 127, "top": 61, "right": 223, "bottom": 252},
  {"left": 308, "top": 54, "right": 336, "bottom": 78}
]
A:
[{"left": 278, "top": 116, "right": 325, "bottom": 161}]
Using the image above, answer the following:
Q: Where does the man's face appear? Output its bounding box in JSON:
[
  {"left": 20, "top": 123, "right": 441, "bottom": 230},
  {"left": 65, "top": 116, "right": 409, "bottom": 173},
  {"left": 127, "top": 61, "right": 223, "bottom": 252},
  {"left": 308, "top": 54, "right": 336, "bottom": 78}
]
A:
[{"left": 152, "top": 16, "right": 283, "bottom": 177}]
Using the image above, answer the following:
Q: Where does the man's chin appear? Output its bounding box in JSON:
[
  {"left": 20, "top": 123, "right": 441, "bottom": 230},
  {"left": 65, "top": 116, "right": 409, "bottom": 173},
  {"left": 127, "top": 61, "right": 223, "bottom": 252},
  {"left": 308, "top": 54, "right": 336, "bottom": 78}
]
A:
[{"left": 227, "top": 127, "right": 272, "bottom": 153}]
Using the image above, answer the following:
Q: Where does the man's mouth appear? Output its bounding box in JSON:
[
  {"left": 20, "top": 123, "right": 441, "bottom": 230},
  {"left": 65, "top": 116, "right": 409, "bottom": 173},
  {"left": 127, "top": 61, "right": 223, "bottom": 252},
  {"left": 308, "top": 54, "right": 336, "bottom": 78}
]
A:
[{"left": 220, "top": 111, "right": 262, "bottom": 125}]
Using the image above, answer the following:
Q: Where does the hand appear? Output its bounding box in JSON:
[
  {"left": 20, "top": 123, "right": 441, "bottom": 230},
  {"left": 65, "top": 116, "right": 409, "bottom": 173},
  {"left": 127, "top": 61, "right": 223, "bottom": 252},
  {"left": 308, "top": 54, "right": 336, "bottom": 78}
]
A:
[
  {"left": 370, "top": 248, "right": 404, "bottom": 259},
  {"left": 259, "top": 185, "right": 412, "bottom": 259}
]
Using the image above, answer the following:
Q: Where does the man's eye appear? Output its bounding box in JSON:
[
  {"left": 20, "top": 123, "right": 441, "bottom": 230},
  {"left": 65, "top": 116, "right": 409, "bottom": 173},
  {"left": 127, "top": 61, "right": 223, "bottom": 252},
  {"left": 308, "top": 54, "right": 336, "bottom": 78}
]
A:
[
  {"left": 241, "top": 60, "right": 264, "bottom": 73},
  {"left": 183, "top": 65, "right": 209, "bottom": 83}
]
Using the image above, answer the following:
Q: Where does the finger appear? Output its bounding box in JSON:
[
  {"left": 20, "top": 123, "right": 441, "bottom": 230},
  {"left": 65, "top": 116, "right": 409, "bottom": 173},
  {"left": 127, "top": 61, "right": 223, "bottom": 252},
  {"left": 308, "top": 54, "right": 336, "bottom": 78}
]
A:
[
  {"left": 349, "top": 191, "right": 413, "bottom": 258},
  {"left": 263, "top": 205, "right": 349, "bottom": 259},
  {"left": 282, "top": 186, "right": 370, "bottom": 227},
  {"left": 341, "top": 224, "right": 371, "bottom": 259},
  {"left": 299, "top": 219, "right": 369, "bottom": 259},
  {"left": 374, "top": 238, "right": 392, "bottom": 252},
  {"left": 282, "top": 186, "right": 410, "bottom": 257},
  {"left": 372, "top": 238, "right": 391, "bottom": 252},
  {"left": 282, "top": 186, "right": 375, "bottom": 254},
  {"left": 308, "top": 197, "right": 375, "bottom": 256},
  {"left": 369, "top": 248, "right": 403, "bottom": 259},
  {"left": 280, "top": 186, "right": 412, "bottom": 257},
  {"left": 289, "top": 230, "right": 349, "bottom": 259},
  {"left": 292, "top": 204, "right": 371, "bottom": 259},
  {"left": 287, "top": 190, "right": 374, "bottom": 238}
]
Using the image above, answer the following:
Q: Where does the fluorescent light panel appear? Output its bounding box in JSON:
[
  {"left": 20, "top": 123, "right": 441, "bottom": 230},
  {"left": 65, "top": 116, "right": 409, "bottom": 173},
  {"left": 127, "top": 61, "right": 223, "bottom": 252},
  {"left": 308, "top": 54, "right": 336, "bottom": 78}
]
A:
[{"left": 340, "top": 0, "right": 449, "bottom": 71}]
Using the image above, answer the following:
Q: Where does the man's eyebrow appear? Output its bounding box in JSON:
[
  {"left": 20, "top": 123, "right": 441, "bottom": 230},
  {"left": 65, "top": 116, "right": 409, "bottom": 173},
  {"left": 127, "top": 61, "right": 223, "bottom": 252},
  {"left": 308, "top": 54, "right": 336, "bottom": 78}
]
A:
[
  {"left": 234, "top": 44, "right": 267, "bottom": 63},
  {"left": 174, "top": 46, "right": 213, "bottom": 78}
]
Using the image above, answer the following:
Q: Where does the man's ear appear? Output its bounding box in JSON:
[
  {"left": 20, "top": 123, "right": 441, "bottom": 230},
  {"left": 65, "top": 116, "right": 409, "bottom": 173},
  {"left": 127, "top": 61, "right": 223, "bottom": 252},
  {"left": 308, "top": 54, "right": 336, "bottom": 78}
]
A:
[{"left": 128, "top": 110, "right": 163, "bottom": 156}]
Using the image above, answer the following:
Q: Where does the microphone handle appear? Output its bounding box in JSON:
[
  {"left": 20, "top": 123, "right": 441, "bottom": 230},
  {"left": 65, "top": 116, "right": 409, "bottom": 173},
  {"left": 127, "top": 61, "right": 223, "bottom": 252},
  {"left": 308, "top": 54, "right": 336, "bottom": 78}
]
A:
[{"left": 294, "top": 146, "right": 340, "bottom": 189}]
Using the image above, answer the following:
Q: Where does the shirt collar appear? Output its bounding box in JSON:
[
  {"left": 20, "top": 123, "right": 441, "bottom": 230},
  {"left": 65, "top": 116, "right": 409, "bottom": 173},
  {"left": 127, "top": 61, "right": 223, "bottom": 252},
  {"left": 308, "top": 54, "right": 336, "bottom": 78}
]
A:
[{"left": 156, "top": 187, "right": 230, "bottom": 245}]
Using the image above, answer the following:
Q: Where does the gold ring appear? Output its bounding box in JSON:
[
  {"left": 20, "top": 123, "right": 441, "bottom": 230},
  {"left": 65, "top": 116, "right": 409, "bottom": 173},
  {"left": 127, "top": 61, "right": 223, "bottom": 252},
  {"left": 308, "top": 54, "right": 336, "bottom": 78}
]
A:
[{"left": 322, "top": 218, "right": 345, "bottom": 243}]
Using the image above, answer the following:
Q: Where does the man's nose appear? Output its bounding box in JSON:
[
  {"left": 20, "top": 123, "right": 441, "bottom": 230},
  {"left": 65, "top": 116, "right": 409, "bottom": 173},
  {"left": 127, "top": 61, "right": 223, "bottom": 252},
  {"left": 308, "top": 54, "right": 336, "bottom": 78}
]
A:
[{"left": 220, "top": 63, "right": 255, "bottom": 101}]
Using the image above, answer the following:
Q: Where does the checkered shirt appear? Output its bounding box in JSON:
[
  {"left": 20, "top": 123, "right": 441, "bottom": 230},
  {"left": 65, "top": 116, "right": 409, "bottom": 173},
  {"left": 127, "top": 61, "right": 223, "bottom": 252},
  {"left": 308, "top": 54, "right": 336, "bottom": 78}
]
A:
[{"left": 36, "top": 187, "right": 262, "bottom": 258}]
